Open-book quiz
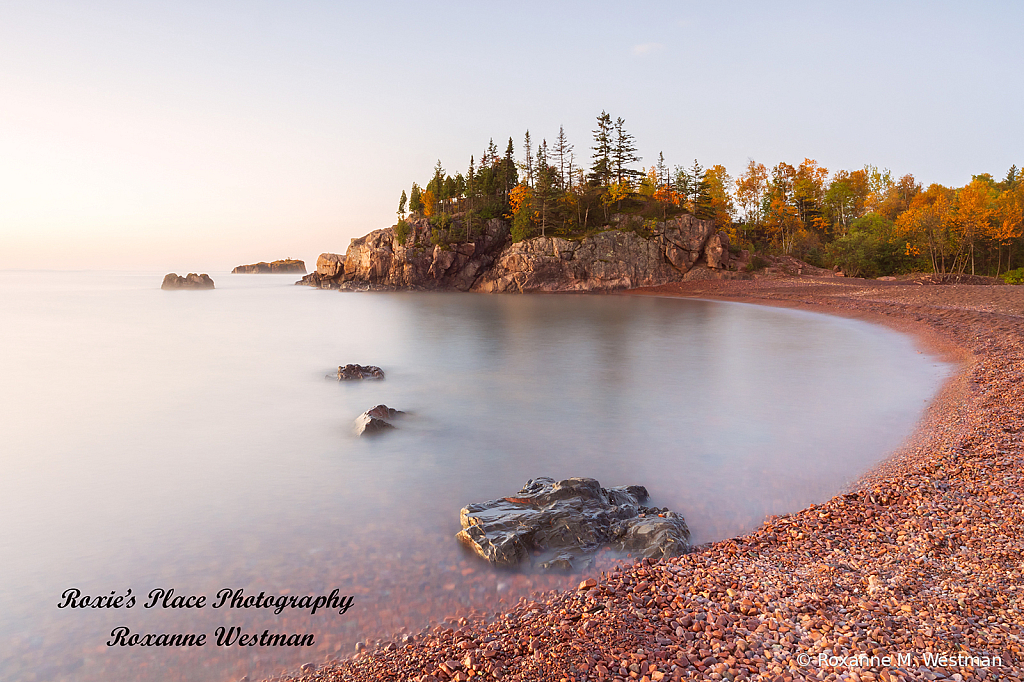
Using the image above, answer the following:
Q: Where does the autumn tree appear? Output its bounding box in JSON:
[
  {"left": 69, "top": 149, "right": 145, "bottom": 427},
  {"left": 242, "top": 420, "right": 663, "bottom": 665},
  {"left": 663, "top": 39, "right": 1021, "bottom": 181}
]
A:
[
  {"left": 704, "top": 165, "right": 735, "bottom": 228},
  {"left": 735, "top": 160, "right": 768, "bottom": 244},
  {"left": 793, "top": 159, "right": 829, "bottom": 235}
]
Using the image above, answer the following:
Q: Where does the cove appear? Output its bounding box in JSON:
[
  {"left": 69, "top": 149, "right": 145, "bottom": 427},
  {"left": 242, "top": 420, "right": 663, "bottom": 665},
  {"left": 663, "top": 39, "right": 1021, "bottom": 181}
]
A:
[{"left": 0, "top": 272, "right": 950, "bottom": 682}]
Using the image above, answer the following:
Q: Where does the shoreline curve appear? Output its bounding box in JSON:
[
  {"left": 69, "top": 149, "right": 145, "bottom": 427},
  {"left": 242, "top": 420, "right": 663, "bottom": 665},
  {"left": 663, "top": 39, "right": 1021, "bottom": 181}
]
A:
[{"left": 277, "top": 276, "right": 1024, "bottom": 682}]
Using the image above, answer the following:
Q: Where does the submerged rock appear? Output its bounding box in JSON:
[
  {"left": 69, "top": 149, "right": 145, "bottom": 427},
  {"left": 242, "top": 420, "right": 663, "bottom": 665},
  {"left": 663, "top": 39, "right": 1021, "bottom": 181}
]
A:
[
  {"left": 354, "top": 404, "right": 404, "bottom": 436},
  {"left": 456, "top": 477, "right": 690, "bottom": 570},
  {"left": 335, "top": 364, "right": 385, "bottom": 381},
  {"left": 161, "top": 273, "right": 215, "bottom": 290}
]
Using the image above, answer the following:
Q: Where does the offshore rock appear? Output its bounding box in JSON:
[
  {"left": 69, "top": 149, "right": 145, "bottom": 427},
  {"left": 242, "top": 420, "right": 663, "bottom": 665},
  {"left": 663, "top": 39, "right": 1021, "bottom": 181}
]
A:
[
  {"left": 354, "top": 404, "right": 404, "bottom": 436},
  {"left": 335, "top": 364, "right": 385, "bottom": 381},
  {"left": 161, "top": 273, "right": 215, "bottom": 290},
  {"left": 456, "top": 477, "right": 690, "bottom": 570},
  {"left": 232, "top": 259, "right": 306, "bottom": 274},
  {"left": 298, "top": 214, "right": 737, "bottom": 292}
]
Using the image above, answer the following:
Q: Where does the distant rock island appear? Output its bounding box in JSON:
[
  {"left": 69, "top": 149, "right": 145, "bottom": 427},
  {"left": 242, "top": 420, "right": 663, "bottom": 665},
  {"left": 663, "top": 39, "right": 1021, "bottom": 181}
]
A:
[
  {"left": 299, "top": 215, "right": 749, "bottom": 293},
  {"left": 232, "top": 259, "right": 306, "bottom": 274},
  {"left": 161, "top": 273, "right": 215, "bottom": 290}
]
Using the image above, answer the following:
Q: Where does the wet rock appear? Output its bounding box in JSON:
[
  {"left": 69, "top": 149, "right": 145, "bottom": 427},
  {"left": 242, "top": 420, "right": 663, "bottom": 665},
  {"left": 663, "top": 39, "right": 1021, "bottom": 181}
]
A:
[
  {"left": 456, "top": 477, "right": 690, "bottom": 569},
  {"left": 336, "top": 364, "right": 385, "bottom": 381},
  {"left": 354, "top": 405, "right": 404, "bottom": 436},
  {"left": 161, "top": 273, "right": 214, "bottom": 290}
]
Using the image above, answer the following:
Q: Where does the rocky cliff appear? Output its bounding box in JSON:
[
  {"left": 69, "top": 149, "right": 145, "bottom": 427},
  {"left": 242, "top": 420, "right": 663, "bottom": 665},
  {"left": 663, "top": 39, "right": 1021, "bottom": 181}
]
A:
[{"left": 299, "top": 214, "right": 745, "bottom": 293}]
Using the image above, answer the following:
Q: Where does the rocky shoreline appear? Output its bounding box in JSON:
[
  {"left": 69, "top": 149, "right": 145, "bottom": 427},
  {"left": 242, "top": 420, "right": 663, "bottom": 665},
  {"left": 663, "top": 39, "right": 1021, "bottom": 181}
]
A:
[
  {"left": 274, "top": 278, "right": 1024, "bottom": 682},
  {"left": 297, "top": 215, "right": 748, "bottom": 293}
]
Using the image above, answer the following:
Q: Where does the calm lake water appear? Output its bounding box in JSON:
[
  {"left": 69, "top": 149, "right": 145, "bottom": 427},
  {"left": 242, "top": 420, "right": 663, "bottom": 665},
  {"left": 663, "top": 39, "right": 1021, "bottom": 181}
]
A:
[{"left": 0, "top": 271, "right": 950, "bottom": 682}]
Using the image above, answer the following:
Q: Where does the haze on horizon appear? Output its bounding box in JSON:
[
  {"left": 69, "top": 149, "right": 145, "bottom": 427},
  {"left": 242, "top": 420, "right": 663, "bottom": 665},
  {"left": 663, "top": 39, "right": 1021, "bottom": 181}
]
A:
[{"left": 1, "top": 0, "right": 1020, "bottom": 272}]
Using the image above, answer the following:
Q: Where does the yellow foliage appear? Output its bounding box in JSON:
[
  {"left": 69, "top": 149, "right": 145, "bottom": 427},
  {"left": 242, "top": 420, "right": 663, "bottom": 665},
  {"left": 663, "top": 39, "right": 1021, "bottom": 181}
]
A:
[
  {"left": 509, "top": 184, "right": 532, "bottom": 215},
  {"left": 421, "top": 189, "right": 436, "bottom": 217}
]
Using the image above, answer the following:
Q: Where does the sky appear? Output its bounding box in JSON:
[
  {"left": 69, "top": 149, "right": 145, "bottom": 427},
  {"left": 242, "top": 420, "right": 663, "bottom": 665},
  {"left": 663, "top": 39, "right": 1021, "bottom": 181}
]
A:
[{"left": 1, "top": 0, "right": 1021, "bottom": 271}]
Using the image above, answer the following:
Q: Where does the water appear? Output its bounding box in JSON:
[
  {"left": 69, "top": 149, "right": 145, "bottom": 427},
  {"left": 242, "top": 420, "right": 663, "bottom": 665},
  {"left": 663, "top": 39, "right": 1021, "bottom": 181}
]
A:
[{"left": 0, "top": 271, "right": 950, "bottom": 681}]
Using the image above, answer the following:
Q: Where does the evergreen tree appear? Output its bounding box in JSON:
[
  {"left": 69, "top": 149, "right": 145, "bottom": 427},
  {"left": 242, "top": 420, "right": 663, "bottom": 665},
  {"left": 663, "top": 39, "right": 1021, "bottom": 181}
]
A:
[
  {"left": 502, "top": 138, "right": 517, "bottom": 202},
  {"left": 409, "top": 183, "right": 423, "bottom": 213},
  {"left": 398, "top": 190, "right": 407, "bottom": 217},
  {"left": 656, "top": 152, "right": 669, "bottom": 188},
  {"left": 523, "top": 131, "right": 533, "bottom": 187},
  {"left": 590, "top": 111, "right": 613, "bottom": 186},
  {"left": 554, "top": 125, "right": 573, "bottom": 190},
  {"left": 612, "top": 117, "right": 641, "bottom": 184}
]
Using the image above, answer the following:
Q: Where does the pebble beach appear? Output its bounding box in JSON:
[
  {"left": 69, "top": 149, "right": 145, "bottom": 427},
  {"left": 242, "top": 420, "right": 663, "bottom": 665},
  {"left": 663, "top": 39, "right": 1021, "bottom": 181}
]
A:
[{"left": 274, "top": 277, "right": 1024, "bottom": 682}]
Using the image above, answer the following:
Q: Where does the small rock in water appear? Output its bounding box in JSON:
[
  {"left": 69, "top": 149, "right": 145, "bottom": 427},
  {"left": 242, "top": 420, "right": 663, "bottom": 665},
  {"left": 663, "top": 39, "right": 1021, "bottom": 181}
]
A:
[
  {"left": 354, "top": 404, "right": 404, "bottom": 436},
  {"left": 456, "top": 477, "right": 690, "bottom": 570},
  {"left": 335, "top": 364, "right": 385, "bottom": 380}
]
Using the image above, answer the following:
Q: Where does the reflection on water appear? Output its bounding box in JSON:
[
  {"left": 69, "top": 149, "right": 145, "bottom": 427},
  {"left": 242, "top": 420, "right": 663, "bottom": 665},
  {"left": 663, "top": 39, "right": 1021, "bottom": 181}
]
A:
[{"left": 0, "top": 271, "right": 949, "bottom": 681}]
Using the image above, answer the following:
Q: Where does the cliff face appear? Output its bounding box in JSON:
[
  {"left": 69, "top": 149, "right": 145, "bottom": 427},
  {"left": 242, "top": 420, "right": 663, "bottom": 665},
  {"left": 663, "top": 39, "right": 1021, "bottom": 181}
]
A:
[{"left": 299, "top": 214, "right": 743, "bottom": 292}]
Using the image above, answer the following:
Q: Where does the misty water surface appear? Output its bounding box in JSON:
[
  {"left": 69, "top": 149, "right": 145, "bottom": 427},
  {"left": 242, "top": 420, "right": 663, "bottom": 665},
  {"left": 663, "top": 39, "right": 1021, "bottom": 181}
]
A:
[{"left": 0, "top": 271, "right": 950, "bottom": 681}]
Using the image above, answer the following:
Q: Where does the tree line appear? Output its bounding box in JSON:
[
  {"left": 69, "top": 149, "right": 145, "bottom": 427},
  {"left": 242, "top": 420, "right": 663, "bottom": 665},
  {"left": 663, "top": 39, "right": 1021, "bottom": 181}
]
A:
[{"left": 396, "top": 112, "right": 1024, "bottom": 279}]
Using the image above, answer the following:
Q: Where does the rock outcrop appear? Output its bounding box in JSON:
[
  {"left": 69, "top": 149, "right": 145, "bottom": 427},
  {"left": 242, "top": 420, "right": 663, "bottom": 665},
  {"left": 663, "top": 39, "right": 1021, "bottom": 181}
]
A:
[
  {"left": 354, "top": 404, "right": 404, "bottom": 436},
  {"left": 456, "top": 477, "right": 690, "bottom": 570},
  {"left": 299, "top": 214, "right": 743, "bottom": 293},
  {"left": 232, "top": 259, "right": 306, "bottom": 274},
  {"left": 161, "top": 273, "right": 215, "bottom": 290}
]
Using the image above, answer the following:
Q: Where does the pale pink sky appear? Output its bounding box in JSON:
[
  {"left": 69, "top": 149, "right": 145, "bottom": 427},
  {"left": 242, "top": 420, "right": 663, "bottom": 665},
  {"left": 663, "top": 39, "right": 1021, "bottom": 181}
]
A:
[{"left": 1, "top": 1, "right": 1020, "bottom": 271}]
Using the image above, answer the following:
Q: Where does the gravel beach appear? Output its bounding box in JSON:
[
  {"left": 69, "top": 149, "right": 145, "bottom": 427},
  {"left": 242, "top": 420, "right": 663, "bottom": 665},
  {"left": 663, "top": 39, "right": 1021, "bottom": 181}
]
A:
[{"left": 275, "top": 277, "right": 1024, "bottom": 682}]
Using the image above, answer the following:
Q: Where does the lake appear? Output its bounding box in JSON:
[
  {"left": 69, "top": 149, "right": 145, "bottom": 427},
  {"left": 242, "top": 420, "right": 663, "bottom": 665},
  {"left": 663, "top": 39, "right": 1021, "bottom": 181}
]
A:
[{"left": 0, "top": 271, "right": 950, "bottom": 682}]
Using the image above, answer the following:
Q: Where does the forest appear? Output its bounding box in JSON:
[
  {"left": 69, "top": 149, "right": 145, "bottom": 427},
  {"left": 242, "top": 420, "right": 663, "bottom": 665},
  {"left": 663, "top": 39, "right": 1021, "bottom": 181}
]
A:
[{"left": 396, "top": 111, "right": 1024, "bottom": 282}]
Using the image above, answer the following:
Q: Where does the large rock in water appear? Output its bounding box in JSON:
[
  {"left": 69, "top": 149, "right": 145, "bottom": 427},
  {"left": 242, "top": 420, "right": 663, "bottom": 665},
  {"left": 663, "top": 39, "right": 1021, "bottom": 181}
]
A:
[
  {"left": 298, "top": 214, "right": 740, "bottom": 292},
  {"left": 232, "top": 259, "right": 306, "bottom": 274},
  {"left": 161, "top": 273, "right": 215, "bottom": 289},
  {"left": 456, "top": 477, "right": 690, "bottom": 570}
]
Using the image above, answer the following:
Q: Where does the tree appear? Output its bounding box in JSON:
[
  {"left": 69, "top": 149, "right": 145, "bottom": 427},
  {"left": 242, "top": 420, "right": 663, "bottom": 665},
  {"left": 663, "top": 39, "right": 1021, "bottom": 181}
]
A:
[
  {"left": 590, "top": 111, "right": 613, "bottom": 186},
  {"left": 735, "top": 159, "right": 768, "bottom": 234},
  {"left": 398, "top": 190, "right": 407, "bottom": 217},
  {"left": 612, "top": 117, "right": 641, "bottom": 183},
  {"left": 656, "top": 152, "right": 669, "bottom": 188},
  {"left": 509, "top": 184, "right": 533, "bottom": 242},
  {"left": 687, "top": 159, "right": 711, "bottom": 218},
  {"left": 894, "top": 184, "right": 955, "bottom": 273},
  {"left": 522, "top": 130, "right": 534, "bottom": 187},
  {"left": 704, "top": 165, "right": 735, "bottom": 227},
  {"left": 793, "top": 159, "right": 829, "bottom": 235},
  {"left": 409, "top": 183, "right": 423, "bottom": 214},
  {"left": 553, "top": 125, "right": 573, "bottom": 190}
]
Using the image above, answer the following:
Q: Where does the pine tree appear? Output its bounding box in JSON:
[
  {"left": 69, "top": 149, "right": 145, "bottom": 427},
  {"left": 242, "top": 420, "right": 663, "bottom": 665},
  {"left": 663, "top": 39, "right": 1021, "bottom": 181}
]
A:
[
  {"left": 501, "top": 138, "right": 518, "bottom": 203},
  {"left": 398, "top": 190, "right": 407, "bottom": 217},
  {"left": 554, "top": 125, "right": 573, "bottom": 190},
  {"left": 656, "top": 152, "right": 669, "bottom": 188},
  {"left": 523, "top": 131, "right": 533, "bottom": 187},
  {"left": 590, "top": 111, "right": 613, "bottom": 186},
  {"left": 409, "top": 183, "right": 423, "bottom": 214},
  {"left": 611, "top": 117, "right": 640, "bottom": 184}
]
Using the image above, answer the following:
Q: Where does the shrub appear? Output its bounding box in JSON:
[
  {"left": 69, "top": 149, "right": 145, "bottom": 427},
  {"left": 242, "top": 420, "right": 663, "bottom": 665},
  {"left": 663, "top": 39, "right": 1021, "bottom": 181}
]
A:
[{"left": 1003, "top": 267, "right": 1024, "bottom": 285}]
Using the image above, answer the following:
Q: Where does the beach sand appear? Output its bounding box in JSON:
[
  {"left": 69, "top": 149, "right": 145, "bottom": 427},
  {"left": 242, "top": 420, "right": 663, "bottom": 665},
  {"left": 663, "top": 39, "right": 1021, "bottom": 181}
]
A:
[{"left": 275, "top": 276, "right": 1024, "bottom": 682}]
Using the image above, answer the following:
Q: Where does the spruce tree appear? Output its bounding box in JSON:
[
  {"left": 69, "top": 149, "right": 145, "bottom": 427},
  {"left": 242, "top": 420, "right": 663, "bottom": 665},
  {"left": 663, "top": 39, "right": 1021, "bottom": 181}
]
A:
[
  {"left": 611, "top": 117, "right": 640, "bottom": 184},
  {"left": 590, "top": 111, "right": 613, "bottom": 186}
]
